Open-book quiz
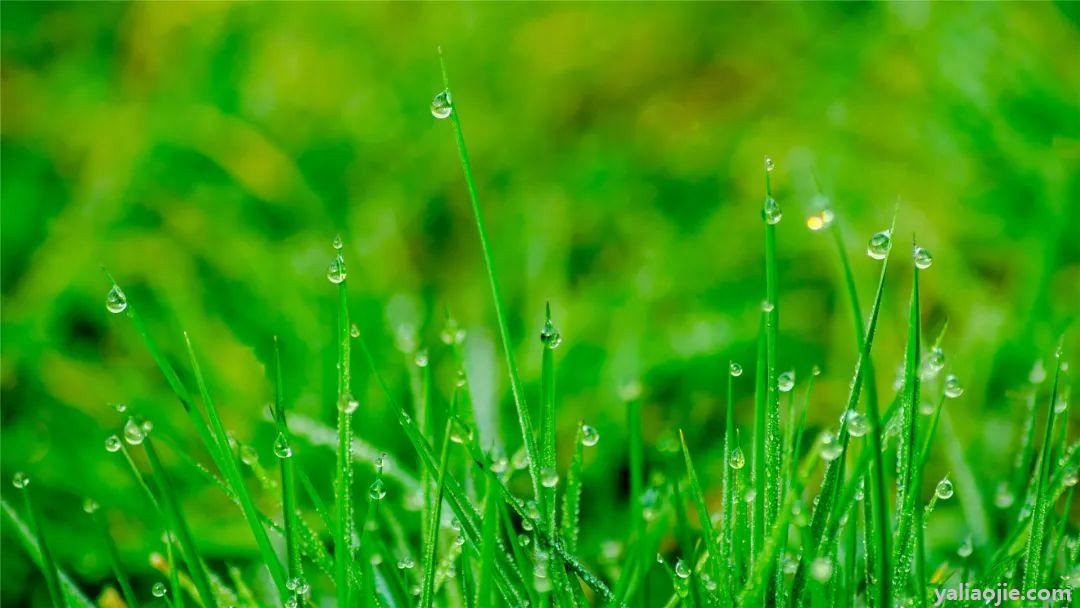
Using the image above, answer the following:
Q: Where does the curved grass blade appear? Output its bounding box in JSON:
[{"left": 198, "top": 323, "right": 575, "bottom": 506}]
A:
[
  {"left": 679, "top": 429, "right": 729, "bottom": 604},
  {"left": 16, "top": 484, "right": 67, "bottom": 608},
  {"left": 419, "top": 391, "right": 456, "bottom": 608}
]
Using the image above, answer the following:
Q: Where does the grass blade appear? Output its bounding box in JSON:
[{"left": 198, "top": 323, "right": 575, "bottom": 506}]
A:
[
  {"left": 1021, "top": 345, "right": 1063, "bottom": 589},
  {"left": 14, "top": 480, "right": 67, "bottom": 608},
  {"left": 2, "top": 498, "right": 95, "bottom": 608},
  {"left": 560, "top": 422, "right": 586, "bottom": 553},
  {"left": 143, "top": 438, "right": 217, "bottom": 607},
  {"left": 437, "top": 50, "right": 543, "bottom": 507},
  {"left": 419, "top": 391, "right": 456, "bottom": 608},
  {"left": 331, "top": 246, "right": 355, "bottom": 607},
  {"left": 679, "top": 429, "right": 729, "bottom": 604},
  {"left": 90, "top": 508, "right": 140, "bottom": 608},
  {"left": 762, "top": 159, "right": 782, "bottom": 569}
]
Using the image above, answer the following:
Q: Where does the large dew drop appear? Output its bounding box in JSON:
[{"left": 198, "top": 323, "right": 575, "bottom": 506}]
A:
[
  {"left": 820, "top": 432, "right": 843, "bottom": 461},
  {"left": 106, "top": 285, "right": 128, "bottom": 314},
  {"left": 540, "top": 319, "right": 562, "bottom": 349},
  {"left": 674, "top": 558, "right": 692, "bottom": 579},
  {"left": 913, "top": 246, "right": 933, "bottom": 269},
  {"left": 540, "top": 467, "right": 559, "bottom": 488},
  {"left": 12, "top": 472, "right": 29, "bottom": 489},
  {"left": 866, "top": 230, "right": 892, "bottom": 260},
  {"left": 431, "top": 90, "right": 453, "bottom": 119},
  {"left": 778, "top": 370, "right": 795, "bottom": 393},
  {"left": 944, "top": 374, "right": 964, "bottom": 399},
  {"left": 935, "top": 477, "right": 954, "bottom": 500},
  {"left": 729, "top": 362, "right": 743, "bottom": 377},
  {"left": 729, "top": 446, "right": 746, "bottom": 470},
  {"left": 762, "top": 197, "right": 782, "bottom": 225},
  {"left": 369, "top": 478, "right": 387, "bottom": 501},
  {"left": 327, "top": 256, "right": 347, "bottom": 284},
  {"left": 152, "top": 582, "right": 167, "bottom": 598},
  {"left": 581, "top": 424, "right": 600, "bottom": 447},
  {"left": 105, "top": 435, "right": 123, "bottom": 453},
  {"left": 273, "top": 432, "right": 293, "bottom": 459},
  {"left": 845, "top": 410, "right": 869, "bottom": 437},
  {"left": 123, "top": 418, "right": 146, "bottom": 445}
]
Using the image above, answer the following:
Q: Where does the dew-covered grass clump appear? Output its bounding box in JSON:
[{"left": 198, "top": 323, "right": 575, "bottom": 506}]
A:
[{"left": 3, "top": 14, "right": 1080, "bottom": 608}]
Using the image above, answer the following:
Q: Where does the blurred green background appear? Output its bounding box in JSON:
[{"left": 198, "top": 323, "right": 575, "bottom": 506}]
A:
[{"left": 2, "top": 2, "right": 1079, "bottom": 605}]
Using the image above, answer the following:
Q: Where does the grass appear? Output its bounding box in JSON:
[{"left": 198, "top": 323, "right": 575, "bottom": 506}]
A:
[{"left": 4, "top": 53, "right": 1078, "bottom": 608}]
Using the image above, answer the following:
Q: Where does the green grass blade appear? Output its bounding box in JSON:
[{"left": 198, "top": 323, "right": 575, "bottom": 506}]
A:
[
  {"left": 626, "top": 390, "right": 647, "bottom": 605},
  {"left": 143, "top": 438, "right": 217, "bottom": 607},
  {"left": 2, "top": 498, "right": 95, "bottom": 608},
  {"left": 437, "top": 50, "right": 542, "bottom": 505},
  {"left": 183, "top": 333, "right": 288, "bottom": 598},
  {"left": 539, "top": 303, "right": 558, "bottom": 540},
  {"left": 16, "top": 483, "right": 67, "bottom": 608},
  {"left": 721, "top": 362, "right": 740, "bottom": 597},
  {"left": 762, "top": 159, "right": 782, "bottom": 565},
  {"left": 679, "top": 429, "right": 729, "bottom": 604},
  {"left": 1022, "top": 346, "right": 1063, "bottom": 589},
  {"left": 477, "top": 477, "right": 500, "bottom": 608},
  {"left": 560, "top": 423, "right": 585, "bottom": 553},
  {"left": 752, "top": 312, "right": 766, "bottom": 566},
  {"left": 332, "top": 248, "right": 355, "bottom": 607},
  {"left": 419, "top": 392, "right": 456, "bottom": 608},
  {"left": 270, "top": 337, "right": 303, "bottom": 586},
  {"left": 90, "top": 508, "right": 140, "bottom": 608}
]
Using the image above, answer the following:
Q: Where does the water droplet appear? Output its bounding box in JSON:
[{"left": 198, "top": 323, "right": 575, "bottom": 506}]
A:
[
  {"left": 369, "top": 478, "right": 386, "bottom": 501},
  {"left": 581, "top": 424, "right": 600, "bottom": 447},
  {"left": 83, "top": 498, "right": 99, "bottom": 514},
  {"left": 273, "top": 433, "right": 293, "bottom": 459},
  {"left": 810, "top": 557, "right": 834, "bottom": 582},
  {"left": 152, "top": 582, "right": 167, "bottom": 598},
  {"left": 744, "top": 488, "right": 757, "bottom": 503},
  {"left": 511, "top": 447, "right": 530, "bottom": 470},
  {"left": 913, "top": 246, "right": 933, "bottom": 269},
  {"left": 761, "top": 300, "right": 775, "bottom": 312},
  {"left": 1063, "top": 470, "right": 1078, "bottom": 487},
  {"left": 455, "top": 369, "right": 467, "bottom": 388},
  {"left": 854, "top": 479, "right": 865, "bottom": 502},
  {"left": 431, "top": 90, "right": 453, "bottom": 119},
  {"left": 440, "top": 317, "right": 466, "bottom": 346},
  {"left": 729, "top": 447, "right": 746, "bottom": 470},
  {"left": 123, "top": 418, "right": 146, "bottom": 445},
  {"left": 449, "top": 419, "right": 473, "bottom": 444},
  {"left": 729, "top": 362, "right": 743, "bottom": 377},
  {"left": 942, "top": 374, "right": 963, "bottom": 399},
  {"left": 806, "top": 208, "right": 835, "bottom": 232},
  {"left": 1029, "top": 360, "right": 1047, "bottom": 384},
  {"left": 519, "top": 535, "right": 531, "bottom": 547},
  {"left": 397, "top": 556, "right": 415, "bottom": 569},
  {"left": 674, "top": 559, "right": 691, "bottom": 579},
  {"left": 845, "top": 410, "right": 869, "bottom": 437},
  {"left": 113, "top": 402, "right": 128, "bottom": 414},
  {"left": 762, "top": 196, "right": 782, "bottom": 225},
  {"left": 778, "top": 370, "right": 795, "bottom": 393},
  {"left": 338, "top": 395, "right": 360, "bottom": 414},
  {"left": 327, "top": 256, "right": 347, "bottom": 284},
  {"left": 240, "top": 445, "right": 258, "bottom": 465},
  {"left": 764, "top": 157, "right": 775, "bottom": 173},
  {"left": 540, "top": 319, "right": 562, "bottom": 349},
  {"left": 349, "top": 323, "right": 360, "bottom": 339},
  {"left": 656, "top": 553, "right": 665, "bottom": 565},
  {"left": 490, "top": 455, "right": 509, "bottom": 474},
  {"left": 994, "top": 482, "right": 1014, "bottom": 508},
  {"left": 957, "top": 536, "right": 973, "bottom": 558},
  {"left": 866, "top": 230, "right": 892, "bottom": 260},
  {"left": 820, "top": 431, "right": 843, "bottom": 462},
  {"left": 925, "top": 347, "right": 945, "bottom": 377},
  {"left": 105, "top": 285, "right": 128, "bottom": 314},
  {"left": 618, "top": 379, "right": 643, "bottom": 401},
  {"left": 414, "top": 349, "right": 429, "bottom": 368},
  {"left": 12, "top": 472, "right": 29, "bottom": 489},
  {"left": 935, "top": 477, "right": 954, "bottom": 500},
  {"left": 105, "top": 435, "right": 123, "bottom": 453}
]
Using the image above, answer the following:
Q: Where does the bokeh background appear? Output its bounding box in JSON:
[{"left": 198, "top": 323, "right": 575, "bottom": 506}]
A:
[{"left": 3, "top": 2, "right": 1079, "bottom": 605}]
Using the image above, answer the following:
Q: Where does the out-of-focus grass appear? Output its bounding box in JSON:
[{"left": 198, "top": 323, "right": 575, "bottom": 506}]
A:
[{"left": 1, "top": 2, "right": 1078, "bottom": 605}]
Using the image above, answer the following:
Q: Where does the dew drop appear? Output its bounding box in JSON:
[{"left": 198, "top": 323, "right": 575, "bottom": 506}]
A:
[
  {"left": 105, "top": 435, "right": 123, "bottom": 453},
  {"left": 273, "top": 433, "right": 293, "bottom": 459},
  {"left": 431, "top": 90, "right": 453, "bottom": 119},
  {"left": 113, "top": 402, "right": 127, "bottom": 414},
  {"left": 764, "top": 157, "right": 775, "bottom": 173},
  {"left": 581, "top": 424, "right": 600, "bottom": 447},
  {"left": 778, "top": 370, "right": 795, "bottom": 393},
  {"left": 761, "top": 300, "right": 775, "bottom": 313},
  {"left": 810, "top": 557, "right": 834, "bottom": 582},
  {"left": 925, "top": 347, "right": 945, "bottom": 376},
  {"left": 994, "top": 482, "right": 1014, "bottom": 508},
  {"left": 339, "top": 395, "right": 360, "bottom": 414},
  {"left": 414, "top": 349, "right": 429, "bottom": 368},
  {"left": 350, "top": 323, "right": 360, "bottom": 339},
  {"left": 1063, "top": 470, "right": 1078, "bottom": 487},
  {"left": 935, "top": 477, "right": 954, "bottom": 500},
  {"left": 519, "top": 535, "right": 531, "bottom": 547},
  {"left": 943, "top": 374, "right": 963, "bottom": 399},
  {"left": 369, "top": 478, "right": 386, "bottom": 501},
  {"left": 957, "top": 536, "right": 973, "bottom": 558},
  {"left": 913, "top": 246, "right": 933, "bottom": 270},
  {"left": 728, "top": 446, "right": 746, "bottom": 470},
  {"left": 674, "top": 558, "right": 692, "bottom": 579},
  {"left": 820, "top": 432, "right": 843, "bottom": 462},
  {"left": 866, "top": 230, "right": 892, "bottom": 260},
  {"left": 327, "top": 256, "right": 347, "bottom": 284},
  {"left": 1054, "top": 397, "right": 1068, "bottom": 414},
  {"left": 123, "top": 418, "right": 146, "bottom": 445},
  {"left": 744, "top": 488, "right": 757, "bottom": 503},
  {"left": 440, "top": 317, "right": 466, "bottom": 346},
  {"left": 540, "top": 319, "right": 562, "bottom": 349},
  {"left": 152, "top": 582, "right": 167, "bottom": 598},
  {"left": 106, "top": 285, "right": 128, "bottom": 314},
  {"left": 729, "top": 362, "right": 743, "bottom": 377},
  {"left": 83, "top": 498, "right": 99, "bottom": 514},
  {"left": 490, "top": 455, "right": 509, "bottom": 474},
  {"left": 1029, "top": 360, "right": 1047, "bottom": 384},
  {"left": 845, "top": 410, "right": 869, "bottom": 437},
  {"left": 762, "top": 196, "right": 782, "bottom": 225},
  {"left": 240, "top": 445, "right": 258, "bottom": 465},
  {"left": 12, "top": 472, "right": 29, "bottom": 489},
  {"left": 511, "top": 447, "right": 530, "bottom": 470},
  {"left": 397, "top": 556, "right": 415, "bottom": 570}
]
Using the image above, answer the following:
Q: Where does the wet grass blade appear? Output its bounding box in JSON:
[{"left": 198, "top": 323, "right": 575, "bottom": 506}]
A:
[
  {"left": 560, "top": 423, "right": 585, "bottom": 553},
  {"left": 2, "top": 499, "right": 95, "bottom": 608},
  {"left": 721, "top": 362, "right": 740, "bottom": 597},
  {"left": 752, "top": 312, "right": 766, "bottom": 566},
  {"left": 1022, "top": 346, "right": 1063, "bottom": 589},
  {"left": 437, "top": 50, "right": 542, "bottom": 505},
  {"left": 679, "top": 429, "right": 729, "bottom": 603},
  {"left": 477, "top": 478, "right": 500, "bottom": 608},
  {"left": 762, "top": 160, "right": 781, "bottom": 567},
  {"left": 270, "top": 337, "right": 303, "bottom": 584},
  {"left": 143, "top": 438, "right": 216, "bottom": 607},
  {"left": 419, "top": 392, "right": 456, "bottom": 608},
  {"left": 626, "top": 391, "right": 647, "bottom": 605},
  {"left": 16, "top": 484, "right": 67, "bottom": 608},
  {"left": 332, "top": 250, "right": 355, "bottom": 607}
]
